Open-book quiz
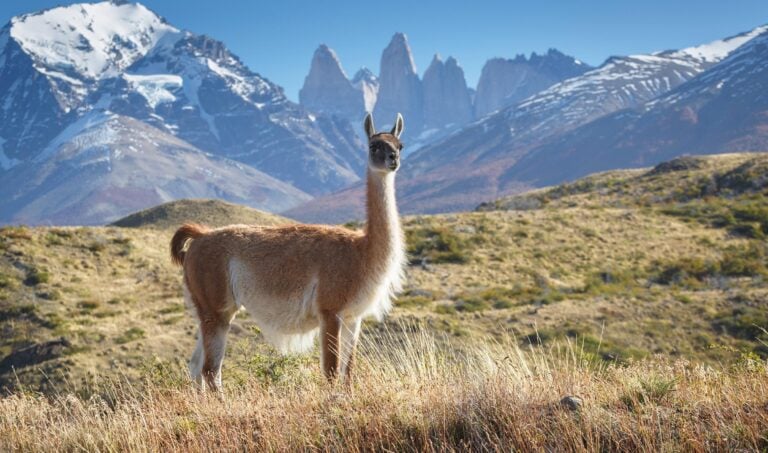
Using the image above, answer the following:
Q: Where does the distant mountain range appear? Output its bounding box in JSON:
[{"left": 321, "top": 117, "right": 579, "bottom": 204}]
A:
[
  {"left": 2, "top": 1, "right": 766, "bottom": 226},
  {"left": 0, "top": 1, "right": 361, "bottom": 224},
  {"left": 298, "top": 33, "right": 590, "bottom": 151},
  {"left": 287, "top": 25, "right": 768, "bottom": 222}
]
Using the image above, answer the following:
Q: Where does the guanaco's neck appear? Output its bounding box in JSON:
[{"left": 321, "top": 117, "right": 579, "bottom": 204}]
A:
[{"left": 363, "top": 169, "right": 403, "bottom": 266}]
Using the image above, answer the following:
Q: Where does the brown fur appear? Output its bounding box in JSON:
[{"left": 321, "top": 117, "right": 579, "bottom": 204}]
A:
[
  {"left": 170, "top": 223, "right": 210, "bottom": 266},
  {"left": 173, "top": 113, "right": 405, "bottom": 393}
]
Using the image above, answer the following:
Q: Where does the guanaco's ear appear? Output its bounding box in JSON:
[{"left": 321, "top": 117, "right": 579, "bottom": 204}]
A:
[
  {"left": 364, "top": 113, "right": 376, "bottom": 139},
  {"left": 391, "top": 113, "right": 404, "bottom": 139}
]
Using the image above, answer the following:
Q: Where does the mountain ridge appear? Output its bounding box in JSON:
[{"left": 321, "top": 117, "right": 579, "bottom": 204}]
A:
[
  {"left": 286, "top": 24, "right": 768, "bottom": 223},
  {"left": 0, "top": 0, "right": 364, "bottom": 225}
]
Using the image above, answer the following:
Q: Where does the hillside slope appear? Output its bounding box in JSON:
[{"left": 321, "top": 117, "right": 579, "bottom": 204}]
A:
[
  {"left": 111, "top": 199, "right": 292, "bottom": 229},
  {"left": 1, "top": 153, "right": 767, "bottom": 394},
  {"left": 0, "top": 114, "right": 310, "bottom": 225}
]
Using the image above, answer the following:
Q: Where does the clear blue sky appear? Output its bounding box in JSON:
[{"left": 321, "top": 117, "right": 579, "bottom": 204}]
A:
[{"left": 2, "top": 1, "right": 766, "bottom": 101}]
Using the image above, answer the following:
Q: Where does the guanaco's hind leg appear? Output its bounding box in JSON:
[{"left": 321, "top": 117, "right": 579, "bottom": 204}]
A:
[
  {"left": 201, "top": 318, "right": 232, "bottom": 394},
  {"left": 189, "top": 331, "right": 204, "bottom": 386},
  {"left": 320, "top": 312, "right": 342, "bottom": 379},
  {"left": 340, "top": 317, "right": 362, "bottom": 381}
]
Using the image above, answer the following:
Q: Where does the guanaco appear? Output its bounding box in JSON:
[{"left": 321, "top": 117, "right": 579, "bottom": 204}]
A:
[{"left": 170, "top": 113, "right": 406, "bottom": 392}]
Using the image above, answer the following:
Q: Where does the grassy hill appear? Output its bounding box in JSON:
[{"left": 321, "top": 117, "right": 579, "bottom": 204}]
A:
[
  {"left": 2, "top": 154, "right": 768, "bottom": 392},
  {"left": 111, "top": 198, "right": 292, "bottom": 229},
  {"left": 0, "top": 153, "right": 767, "bottom": 449}
]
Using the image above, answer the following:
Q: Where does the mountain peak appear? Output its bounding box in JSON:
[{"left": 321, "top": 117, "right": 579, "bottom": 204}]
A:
[
  {"left": 299, "top": 43, "right": 363, "bottom": 120},
  {"left": 662, "top": 24, "right": 768, "bottom": 63},
  {"left": 474, "top": 49, "right": 591, "bottom": 117},
  {"left": 422, "top": 53, "right": 472, "bottom": 129},
  {"left": 352, "top": 67, "right": 376, "bottom": 84},
  {"left": 8, "top": 1, "right": 179, "bottom": 81},
  {"left": 382, "top": 32, "right": 417, "bottom": 74},
  {"left": 308, "top": 43, "right": 347, "bottom": 77},
  {"left": 351, "top": 67, "right": 379, "bottom": 113},
  {"left": 374, "top": 32, "right": 422, "bottom": 132},
  {"left": 390, "top": 32, "right": 408, "bottom": 45}
]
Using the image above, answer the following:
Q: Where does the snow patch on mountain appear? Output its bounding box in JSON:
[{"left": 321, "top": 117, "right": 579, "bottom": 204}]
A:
[
  {"left": 653, "top": 27, "right": 768, "bottom": 108},
  {"left": 206, "top": 59, "right": 267, "bottom": 106},
  {"left": 34, "top": 110, "right": 117, "bottom": 163},
  {"left": 662, "top": 25, "right": 768, "bottom": 63},
  {"left": 0, "top": 137, "right": 19, "bottom": 170},
  {"left": 9, "top": 2, "right": 180, "bottom": 80},
  {"left": 123, "top": 73, "right": 182, "bottom": 108}
]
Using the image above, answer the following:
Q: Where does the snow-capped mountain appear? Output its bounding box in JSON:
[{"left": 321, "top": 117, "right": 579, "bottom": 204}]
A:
[
  {"left": 0, "top": 1, "right": 368, "bottom": 224},
  {"left": 399, "top": 25, "right": 768, "bottom": 201},
  {"left": 503, "top": 26, "right": 768, "bottom": 187},
  {"left": 287, "top": 25, "right": 768, "bottom": 222},
  {"left": 473, "top": 49, "right": 591, "bottom": 118}
]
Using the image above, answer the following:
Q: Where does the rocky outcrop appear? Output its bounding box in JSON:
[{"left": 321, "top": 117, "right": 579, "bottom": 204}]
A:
[
  {"left": 474, "top": 49, "right": 591, "bottom": 118},
  {"left": 373, "top": 33, "right": 423, "bottom": 134},
  {"left": 422, "top": 54, "right": 473, "bottom": 129},
  {"left": 299, "top": 44, "right": 364, "bottom": 120},
  {"left": 286, "top": 25, "right": 768, "bottom": 222},
  {"left": 351, "top": 67, "right": 379, "bottom": 114},
  {"left": 0, "top": 338, "right": 70, "bottom": 374}
]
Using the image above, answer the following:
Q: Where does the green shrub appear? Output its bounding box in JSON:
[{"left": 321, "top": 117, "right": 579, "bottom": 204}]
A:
[
  {"left": 620, "top": 377, "right": 677, "bottom": 410},
  {"left": 582, "top": 269, "right": 641, "bottom": 294},
  {"left": 492, "top": 299, "right": 515, "bottom": 309},
  {"left": 728, "top": 223, "right": 765, "bottom": 239},
  {"left": 25, "top": 268, "right": 50, "bottom": 286},
  {"left": 395, "top": 295, "right": 432, "bottom": 309},
  {"left": 454, "top": 296, "right": 490, "bottom": 312},
  {"left": 732, "top": 203, "right": 768, "bottom": 229},
  {"left": 116, "top": 327, "right": 146, "bottom": 344},
  {"left": 407, "top": 226, "right": 471, "bottom": 264},
  {"left": 0, "top": 273, "right": 18, "bottom": 289},
  {"left": 77, "top": 301, "right": 101, "bottom": 312},
  {"left": 86, "top": 240, "right": 107, "bottom": 253},
  {"left": 434, "top": 304, "right": 456, "bottom": 315},
  {"left": 655, "top": 257, "right": 718, "bottom": 284},
  {"left": 711, "top": 307, "right": 768, "bottom": 342},
  {"left": 720, "top": 244, "right": 766, "bottom": 278},
  {"left": 1, "top": 226, "right": 32, "bottom": 240},
  {"left": 158, "top": 303, "right": 186, "bottom": 314},
  {"left": 0, "top": 304, "right": 38, "bottom": 322}
]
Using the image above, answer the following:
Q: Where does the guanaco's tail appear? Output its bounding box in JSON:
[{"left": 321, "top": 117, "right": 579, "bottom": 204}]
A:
[{"left": 170, "top": 223, "right": 210, "bottom": 266}]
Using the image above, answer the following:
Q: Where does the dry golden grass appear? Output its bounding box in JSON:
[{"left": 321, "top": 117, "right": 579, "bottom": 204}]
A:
[
  {"left": 1, "top": 153, "right": 768, "bottom": 396},
  {"left": 1, "top": 153, "right": 768, "bottom": 450},
  {"left": 1, "top": 326, "right": 766, "bottom": 452}
]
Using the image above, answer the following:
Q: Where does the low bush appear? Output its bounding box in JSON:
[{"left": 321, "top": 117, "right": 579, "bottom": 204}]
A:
[
  {"left": 115, "top": 327, "right": 146, "bottom": 344},
  {"left": 406, "top": 226, "right": 472, "bottom": 264}
]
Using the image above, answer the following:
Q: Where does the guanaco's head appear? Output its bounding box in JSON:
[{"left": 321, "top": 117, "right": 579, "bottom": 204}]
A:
[{"left": 364, "top": 113, "right": 403, "bottom": 173}]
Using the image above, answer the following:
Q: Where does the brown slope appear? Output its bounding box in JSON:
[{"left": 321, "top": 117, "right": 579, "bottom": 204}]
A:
[{"left": 112, "top": 198, "right": 292, "bottom": 229}]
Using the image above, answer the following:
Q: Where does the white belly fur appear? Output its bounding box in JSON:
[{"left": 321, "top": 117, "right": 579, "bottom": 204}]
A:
[
  {"left": 228, "top": 258, "right": 319, "bottom": 353},
  {"left": 227, "top": 258, "right": 394, "bottom": 354}
]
